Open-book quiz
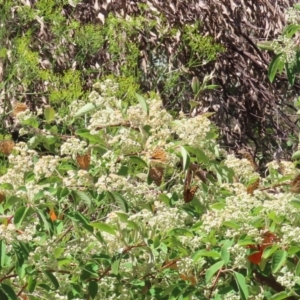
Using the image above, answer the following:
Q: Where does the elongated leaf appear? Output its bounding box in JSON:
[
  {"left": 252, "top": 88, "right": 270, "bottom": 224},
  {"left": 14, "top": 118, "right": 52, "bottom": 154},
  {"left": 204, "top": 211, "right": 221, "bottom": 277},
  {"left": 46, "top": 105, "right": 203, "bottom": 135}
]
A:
[
  {"left": 27, "top": 276, "right": 37, "bottom": 293},
  {"left": 74, "top": 103, "right": 97, "bottom": 117},
  {"left": 14, "top": 206, "right": 34, "bottom": 228},
  {"left": 67, "top": 212, "right": 93, "bottom": 233},
  {"left": 296, "top": 260, "right": 300, "bottom": 276},
  {"left": 205, "top": 260, "right": 224, "bottom": 283},
  {"left": 136, "top": 93, "right": 149, "bottom": 116},
  {"left": 271, "top": 250, "right": 288, "bottom": 273},
  {"left": 222, "top": 221, "right": 240, "bottom": 229},
  {"left": 192, "top": 250, "right": 221, "bottom": 261},
  {"left": 90, "top": 222, "right": 116, "bottom": 235},
  {"left": 292, "top": 150, "right": 300, "bottom": 160},
  {"left": 234, "top": 271, "right": 249, "bottom": 300},
  {"left": 110, "top": 192, "right": 129, "bottom": 212},
  {"left": 221, "top": 240, "right": 232, "bottom": 264},
  {"left": 1, "top": 283, "right": 17, "bottom": 300},
  {"left": 111, "top": 254, "right": 122, "bottom": 275},
  {"left": 270, "top": 291, "right": 290, "bottom": 300},
  {"left": 129, "top": 156, "right": 148, "bottom": 168},
  {"left": 44, "top": 270, "right": 59, "bottom": 290},
  {"left": 180, "top": 146, "right": 190, "bottom": 171},
  {"left": 88, "top": 281, "right": 98, "bottom": 299},
  {"left": 262, "top": 245, "right": 278, "bottom": 259},
  {"left": 0, "top": 240, "right": 6, "bottom": 269},
  {"left": 268, "top": 54, "right": 284, "bottom": 83},
  {"left": 285, "top": 63, "right": 296, "bottom": 85},
  {"left": 290, "top": 199, "right": 300, "bottom": 208}
]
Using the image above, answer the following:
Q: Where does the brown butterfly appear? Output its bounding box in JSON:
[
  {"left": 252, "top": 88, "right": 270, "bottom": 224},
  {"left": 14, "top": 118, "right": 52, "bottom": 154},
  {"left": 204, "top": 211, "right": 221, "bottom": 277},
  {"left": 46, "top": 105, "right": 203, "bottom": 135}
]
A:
[
  {"left": 0, "top": 140, "right": 15, "bottom": 155},
  {"left": 183, "top": 167, "right": 198, "bottom": 203},
  {"left": 149, "top": 148, "right": 167, "bottom": 162},
  {"left": 13, "top": 102, "right": 28, "bottom": 116},
  {"left": 246, "top": 178, "right": 260, "bottom": 195},
  {"left": 149, "top": 166, "right": 164, "bottom": 186},
  {"left": 291, "top": 174, "right": 300, "bottom": 194},
  {"left": 76, "top": 152, "right": 91, "bottom": 170},
  {"left": 184, "top": 185, "right": 198, "bottom": 203}
]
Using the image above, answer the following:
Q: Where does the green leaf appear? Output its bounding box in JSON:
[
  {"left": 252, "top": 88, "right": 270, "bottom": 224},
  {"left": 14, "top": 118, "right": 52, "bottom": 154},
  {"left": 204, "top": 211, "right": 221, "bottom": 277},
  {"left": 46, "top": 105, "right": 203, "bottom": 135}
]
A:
[
  {"left": 74, "top": 103, "right": 97, "bottom": 117},
  {"left": 36, "top": 208, "right": 51, "bottom": 232},
  {"left": 90, "top": 222, "right": 116, "bottom": 235},
  {"left": 136, "top": 93, "right": 149, "bottom": 116},
  {"left": 292, "top": 150, "right": 300, "bottom": 160},
  {"left": 0, "top": 240, "right": 6, "bottom": 269},
  {"left": 234, "top": 271, "right": 249, "bottom": 300},
  {"left": 14, "top": 206, "right": 34, "bottom": 228},
  {"left": 285, "top": 63, "right": 296, "bottom": 85},
  {"left": 268, "top": 54, "right": 284, "bottom": 83},
  {"left": 111, "top": 254, "right": 122, "bottom": 275},
  {"left": 221, "top": 240, "right": 232, "bottom": 264},
  {"left": 88, "top": 281, "right": 98, "bottom": 299},
  {"left": 191, "top": 76, "right": 200, "bottom": 95},
  {"left": 73, "top": 191, "right": 91, "bottom": 206},
  {"left": 283, "top": 24, "right": 300, "bottom": 38},
  {"left": 262, "top": 245, "right": 279, "bottom": 259},
  {"left": 44, "top": 107, "right": 55, "bottom": 123},
  {"left": 129, "top": 156, "right": 148, "bottom": 168},
  {"left": 290, "top": 199, "right": 300, "bottom": 209},
  {"left": 257, "top": 41, "right": 274, "bottom": 51},
  {"left": 271, "top": 250, "right": 288, "bottom": 273},
  {"left": 115, "top": 212, "right": 129, "bottom": 222},
  {"left": 192, "top": 250, "right": 221, "bottom": 261},
  {"left": 288, "top": 245, "right": 300, "bottom": 255},
  {"left": 269, "top": 291, "right": 290, "bottom": 300},
  {"left": 222, "top": 221, "right": 240, "bottom": 229},
  {"left": 0, "top": 283, "right": 17, "bottom": 300},
  {"left": 295, "top": 259, "right": 300, "bottom": 276},
  {"left": 27, "top": 276, "right": 37, "bottom": 293},
  {"left": 44, "top": 270, "right": 59, "bottom": 290},
  {"left": 205, "top": 260, "right": 224, "bottom": 283},
  {"left": 167, "top": 228, "right": 193, "bottom": 237},
  {"left": 67, "top": 212, "right": 94, "bottom": 233},
  {"left": 180, "top": 146, "right": 190, "bottom": 171},
  {"left": 75, "top": 129, "right": 103, "bottom": 144},
  {"left": 110, "top": 192, "right": 129, "bottom": 212}
]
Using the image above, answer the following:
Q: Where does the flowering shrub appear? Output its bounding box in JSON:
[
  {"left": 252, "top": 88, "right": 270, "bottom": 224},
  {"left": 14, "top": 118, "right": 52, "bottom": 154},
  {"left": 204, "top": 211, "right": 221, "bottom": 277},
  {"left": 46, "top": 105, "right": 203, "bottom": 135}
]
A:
[{"left": 0, "top": 79, "right": 300, "bottom": 299}]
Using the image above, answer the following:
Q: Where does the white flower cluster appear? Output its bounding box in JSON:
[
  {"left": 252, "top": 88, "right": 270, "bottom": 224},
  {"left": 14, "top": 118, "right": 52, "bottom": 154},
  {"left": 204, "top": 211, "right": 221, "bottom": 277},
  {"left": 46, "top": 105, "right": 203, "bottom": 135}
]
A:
[
  {"left": 172, "top": 114, "right": 213, "bottom": 150},
  {"left": 224, "top": 154, "right": 256, "bottom": 180},
  {"left": 60, "top": 137, "right": 88, "bottom": 156},
  {"left": 271, "top": 35, "right": 297, "bottom": 65},
  {"left": 33, "top": 155, "right": 59, "bottom": 180},
  {"left": 286, "top": 7, "right": 300, "bottom": 24},
  {"left": 276, "top": 271, "right": 300, "bottom": 290}
]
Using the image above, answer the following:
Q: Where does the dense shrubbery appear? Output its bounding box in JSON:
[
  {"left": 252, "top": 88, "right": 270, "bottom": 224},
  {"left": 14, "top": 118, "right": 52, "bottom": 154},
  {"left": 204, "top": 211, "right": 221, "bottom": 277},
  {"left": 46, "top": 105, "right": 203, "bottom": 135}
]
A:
[
  {"left": 2, "top": 1, "right": 300, "bottom": 300},
  {"left": 0, "top": 79, "right": 299, "bottom": 299}
]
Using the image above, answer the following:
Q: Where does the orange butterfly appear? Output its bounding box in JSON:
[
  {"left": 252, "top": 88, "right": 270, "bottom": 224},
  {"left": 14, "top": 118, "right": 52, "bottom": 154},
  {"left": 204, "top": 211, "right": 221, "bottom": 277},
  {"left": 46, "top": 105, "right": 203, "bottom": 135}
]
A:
[
  {"left": 246, "top": 178, "right": 260, "bottom": 195},
  {"left": 149, "top": 148, "right": 168, "bottom": 162},
  {"left": 247, "top": 231, "right": 278, "bottom": 264},
  {"left": 76, "top": 152, "right": 91, "bottom": 170},
  {"left": 0, "top": 140, "right": 15, "bottom": 155},
  {"left": 183, "top": 167, "right": 198, "bottom": 203},
  {"left": 13, "top": 102, "right": 28, "bottom": 116}
]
